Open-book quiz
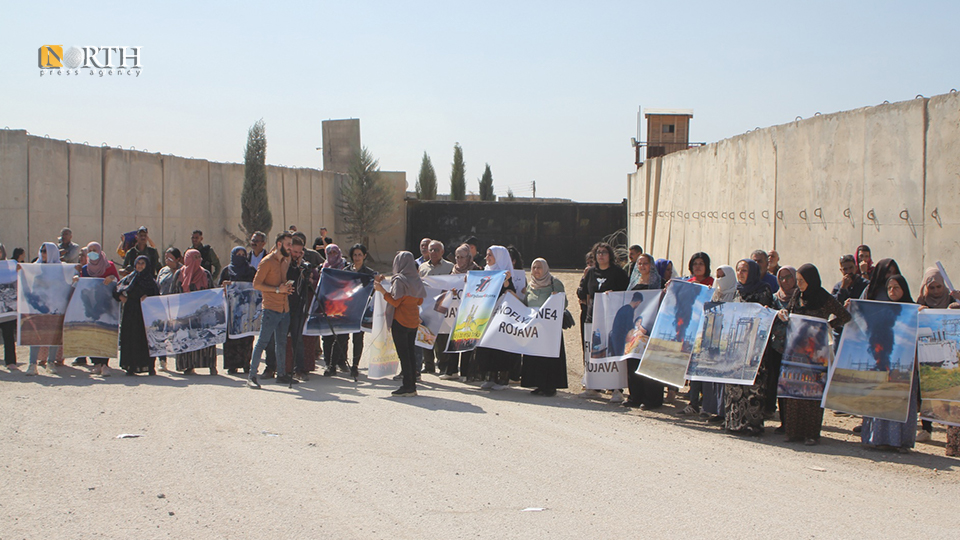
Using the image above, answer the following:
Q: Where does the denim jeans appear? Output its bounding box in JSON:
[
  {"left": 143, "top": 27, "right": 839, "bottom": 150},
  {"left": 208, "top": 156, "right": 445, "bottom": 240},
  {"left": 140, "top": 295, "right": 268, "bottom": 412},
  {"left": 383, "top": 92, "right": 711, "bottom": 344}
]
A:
[
  {"left": 250, "top": 309, "right": 290, "bottom": 378},
  {"left": 29, "top": 346, "right": 59, "bottom": 366}
]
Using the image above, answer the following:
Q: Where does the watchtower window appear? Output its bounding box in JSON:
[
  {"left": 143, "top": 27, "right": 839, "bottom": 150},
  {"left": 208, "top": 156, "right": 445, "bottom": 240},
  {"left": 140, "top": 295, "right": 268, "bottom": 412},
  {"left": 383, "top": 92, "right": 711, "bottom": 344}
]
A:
[{"left": 662, "top": 124, "right": 675, "bottom": 134}]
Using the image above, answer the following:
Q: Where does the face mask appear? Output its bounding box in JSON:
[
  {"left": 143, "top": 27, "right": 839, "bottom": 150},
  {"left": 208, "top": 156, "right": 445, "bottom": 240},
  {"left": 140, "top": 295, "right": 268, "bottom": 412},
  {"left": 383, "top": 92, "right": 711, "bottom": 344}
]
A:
[{"left": 88, "top": 252, "right": 100, "bottom": 262}]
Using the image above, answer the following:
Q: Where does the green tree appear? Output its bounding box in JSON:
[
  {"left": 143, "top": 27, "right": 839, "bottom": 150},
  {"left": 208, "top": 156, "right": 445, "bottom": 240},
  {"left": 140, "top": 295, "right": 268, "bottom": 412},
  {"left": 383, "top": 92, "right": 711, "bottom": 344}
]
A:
[
  {"left": 339, "top": 146, "right": 391, "bottom": 247},
  {"left": 504, "top": 187, "right": 516, "bottom": 201},
  {"left": 450, "top": 143, "right": 466, "bottom": 200},
  {"left": 241, "top": 119, "right": 272, "bottom": 236},
  {"left": 478, "top": 163, "right": 495, "bottom": 201},
  {"left": 415, "top": 152, "right": 437, "bottom": 200}
]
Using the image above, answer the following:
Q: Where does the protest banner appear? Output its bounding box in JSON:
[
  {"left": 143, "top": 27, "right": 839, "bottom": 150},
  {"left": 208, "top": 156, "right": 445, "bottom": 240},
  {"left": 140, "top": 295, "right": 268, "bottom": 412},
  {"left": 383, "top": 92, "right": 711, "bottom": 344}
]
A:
[
  {"left": 589, "top": 289, "right": 661, "bottom": 363},
  {"left": 62, "top": 277, "right": 120, "bottom": 358},
  {"left": 445, "top": 270, "right": 506, "bottom": 353},
  {"left": 17, "top": 263, "right": 77, "bottom": 345},
  {"left": 303, "top": 268, "right": 375, "bottom": 336},
  {"left": 225, "top": 282, "right": 262, "bottom": 338},
  {"left": 637, "top": 280, "right": 714, "bottom": 388},
  {"left": 361, "top": 284, "right": 400, "bottom": 379},
  {"left": 917, "top": 309, "right": 960, "bottom": 426},
  {"left": 417, "top": 275, "right": 466, "bottom": 349},
  {"left": 478, "top": 291, "right": 564, "bottom": 357},
  {"left": 775, "top": 315, "right": 834, "bottom": 400},
  {"left": 582, "top": 322, "right": 628, "bottom": 389},
  {"left": 822, "top": 299, "right": 919, "bottom": 423},
  {"left": 686, "top": 301, "right": 776, "bottom": 385},
  {"left": 141, "top": 289, "right": 227, "bottom": 357},
  {"left": 0, "top": 260, "right": 16, "bottom": 323}
]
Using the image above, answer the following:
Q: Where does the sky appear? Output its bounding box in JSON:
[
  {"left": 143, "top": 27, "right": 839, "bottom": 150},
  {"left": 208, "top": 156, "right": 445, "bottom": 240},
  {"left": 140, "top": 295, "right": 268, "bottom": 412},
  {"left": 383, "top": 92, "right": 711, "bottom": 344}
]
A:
[{"left": 2, "top": 1, "right": 957, "bottom": 202}]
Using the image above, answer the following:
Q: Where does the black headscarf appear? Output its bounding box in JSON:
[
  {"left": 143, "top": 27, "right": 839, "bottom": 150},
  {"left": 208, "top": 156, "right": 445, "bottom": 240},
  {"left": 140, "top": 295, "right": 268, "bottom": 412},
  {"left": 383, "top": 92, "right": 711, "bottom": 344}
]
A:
[
  {"left": 864, "top": 258, "right": 900, "bottom": 301},
  {"left": 117, "top": 255, "right": 159, "bottom": 297},
  {"left": 797, "top": 263, "right": 832, "bottom": 310},
  {"left": 736, "top": 259, "right": 767, "bottom": 297},
  {"left": 224, "top": 246, "right": 256, "bottom": 282},
  {"left": 885, "top": 274, "right": 914, "bottom": 304}
]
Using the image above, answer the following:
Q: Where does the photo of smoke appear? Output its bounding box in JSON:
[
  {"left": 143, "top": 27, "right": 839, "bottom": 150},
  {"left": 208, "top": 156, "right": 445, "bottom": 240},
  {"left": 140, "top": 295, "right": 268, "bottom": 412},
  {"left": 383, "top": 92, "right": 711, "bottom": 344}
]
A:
[
  {"left": 17, "top": 263, "right": 77, "bottom": 345},
  {"left": 917, "top": 309, "right": 960, "bottom": 426},
  {"left": 776, "top": 315, "right": 834, "bottom": 400},
  {"left": 225, "top": 282, "right": 262, "bottom": 339},
  {"left": 686, "top": 301, "right": 777, "bottom": 385},
  {"left": 142, "top": 288, "right": 227, "bottom": 357},
  {"left": 822, "top": 299, "right": 919, "bottom": 422},
  {"left": 637, "top": 279, "right": 714, "bottom": 388},
  {"left": 303, "top": 268, "right": 375, "bottom": 337},
  {"left": 589, "top": 289, "right": 662, "bottom": 363},
  {"left": 62, "top": 278, "right": 120, "bottom": 358},
  {"left": 0, "top": 260, "right": 16, "bottom": 322}
]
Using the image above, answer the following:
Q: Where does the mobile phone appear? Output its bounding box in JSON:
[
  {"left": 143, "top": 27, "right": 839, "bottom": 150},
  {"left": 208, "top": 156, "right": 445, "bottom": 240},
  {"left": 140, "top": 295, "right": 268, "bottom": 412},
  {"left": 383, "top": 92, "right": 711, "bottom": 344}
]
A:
[{"left": 285, "top": 280, "right": 295, "bottom": 286}]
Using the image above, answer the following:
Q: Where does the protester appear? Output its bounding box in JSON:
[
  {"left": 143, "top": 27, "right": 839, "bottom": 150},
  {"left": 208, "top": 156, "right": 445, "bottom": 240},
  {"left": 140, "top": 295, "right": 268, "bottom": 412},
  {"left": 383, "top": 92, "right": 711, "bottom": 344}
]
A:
[
  {"left": 861, "top": 258, "right": 901, "bottom": 302},
  {"left": 154, "top": 248, "right": 182, "bottom": 371},
  {"left": 724, "top": 259, "right": 775, "bottom": 435},
  {"left": 186, "top": 230, "right": 222, "bottom": 278},
  {"left": 419, "top": 240, "right": 454, "bottom": 277},
  {"left": 832, "top": 254, "right": 868, "bottom": 304},
  {"left": 113, "top": 255, "right": 159, "bottom": 376},
  {"left": 283, "top": 237, "right": 314, "bottom": 381},
  {"left": 768, "top": 250, "right": 781, "bottom": 276},
  {"left": 860, "top": 275, "right": 918, "bottom": 452},
  {"left": 686, "top": 252, "right": 714, "bottom": 286},
  {"left": 520, "top": 258, "right": 568, "bottom": 397},
  {"left": 373, "top": 251, "right": 426, "bottom": 397},
  {"left": 577, "top": 242, "right": 629, "bottom": 403},
  {"left": 464, "top": 236, "right": 485, "bottom": 268},
  {"left": 630, "top": 254, "right": 661, "bottom": 291},
  {"left": 293, "top": 232, "right": 323, "bottom": 268},
  {"left": 415, "top": 238, "right": 431, "bottom": 266},
  {"left": 914, "top": 267, "right": 957, "bottom": 443},
  {"left": 576, "top": 250, "right": 595, "bottom": 348},
  {"left": 248, "top": 232, "right": 267, "bottom": 269},
  {"left": 856, "top": 245, "right": 874, "bottom": 277},
  {"left": 12, "top": 247, "right": 26, "bottom": 263},
  {"left": 655, "top": 258, "right": 674, "bottom": 288},
  {"left": 444, "top": 244, "right": 479, "bottom": 381},
  {"left": 73, "top": 242, "right": 121, "bottom": 369},
  {"left": 699, "top": 265, "right": 738, "bottom": 422},
  {"left": 171, "top": 249, "right": 218, "bottom": 376},
  {"left": 767, "top": 266, "right": 799, "bottom": 417},
  {"left": 624, "top": 244, "right": 642, "bottom": 282},
  {"left": 24, "top": 243, "right": 65, "bottom": 376},
  {"left": 1, "top": 245, "right": 17, "bottom": 368},
  {"left": 58, "top": 227, "right": 81, "bottom": 263},
  {"left": 751, "top": 249, "right": 780, "bottom": 293},
  {"left": 321, "top": 243, "right": 351, "bottom": 377},
  {"left": 776, "top": 264, "right": 850, "bottom": 444},
  {"left": 313, "top": 227, "right": 331, "bottom": 253},
  {"left": 219, "top": 246, "right": 257, "bottom": 375},
  {"left": 345, "top": 243, "right": 377, "bottom": 378},
  {"left": 248, "top": 231, "right": 295, "bottom": 388},
  {"left": 507, "top": 246, "right": 527, "bottom": 296},
  {"left": 122, "top": 226, "right": 161, "bottom": 277},
  {"left": 472, "top": 245, "right": 521, "bottom": 391}
]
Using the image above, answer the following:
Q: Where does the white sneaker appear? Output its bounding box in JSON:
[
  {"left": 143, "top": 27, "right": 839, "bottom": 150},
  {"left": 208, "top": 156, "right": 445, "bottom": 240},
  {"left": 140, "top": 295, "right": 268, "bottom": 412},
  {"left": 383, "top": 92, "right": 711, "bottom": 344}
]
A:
[
  {"left": 159, "top": 359, "right": 168, "bottom": 372},
  {"left": 100, "top": 366, "right": 112, "bottom": 377},
  {"left": 46, "top": 363, "right": 58, "bottom": 375},
  {"left": 25, "top": 364, "right": 38, "bottom": 376},
  {"left": 92, "top": 364, "right": 102, "bottom": 375},
  {"left": 491, "top": 383, "right": 507, "bottom": 391},
  {"left": 917, "top": 430, "right": 932, "bottom": 442},
  {"left": 480, "top": 381, "right": 496, "bottom": 390},
  {"left": 578, "top": 389, "right": 601, "bottom": 398},
  {"left": 610, "top": 390, "right": 625, "bottom": 404}
]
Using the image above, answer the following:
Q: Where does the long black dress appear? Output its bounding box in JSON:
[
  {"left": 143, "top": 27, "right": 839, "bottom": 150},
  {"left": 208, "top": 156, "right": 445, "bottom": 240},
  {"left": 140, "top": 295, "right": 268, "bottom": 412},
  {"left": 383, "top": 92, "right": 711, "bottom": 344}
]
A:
[
  {"left": 724, "top": 285, "right": 775, "bottom": 434},
  {"left": 520, "top": 278, "right": 569, "bottom": 392},
  {"left": 476, "top": 277, "right": 519, "bottom": 384},
  {"left": 114, "top": 272, "right": 159, "bottom": 373}
]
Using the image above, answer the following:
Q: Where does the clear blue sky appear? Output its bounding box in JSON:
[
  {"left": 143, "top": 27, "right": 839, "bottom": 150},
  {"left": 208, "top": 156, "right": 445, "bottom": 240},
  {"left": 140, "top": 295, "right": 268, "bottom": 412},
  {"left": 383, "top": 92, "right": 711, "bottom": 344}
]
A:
[{"left": 2, "top": 1, "right": 956, "bottom": 202}]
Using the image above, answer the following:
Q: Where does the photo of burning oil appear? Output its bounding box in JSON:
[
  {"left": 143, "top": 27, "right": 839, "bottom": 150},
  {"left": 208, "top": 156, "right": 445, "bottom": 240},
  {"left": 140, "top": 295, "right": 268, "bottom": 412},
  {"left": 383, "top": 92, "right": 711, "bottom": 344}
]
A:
[
  {"left": 303, "top": 268, "right": 375, "bottom": 337},
  {"left": 637, "top": 279, "right": 714, "bottom": 388},
  {"left": 917, "top": 309, "right": 960, "bottom": 426},
  {"left": 686, "top": 300, "right": 777, "bottom": 386},
  {"left": 822, "top": 299, "right": 919, "bottom": 423},
  {"left": 776, "top": 314, "right": 834, "bottom": 400}
]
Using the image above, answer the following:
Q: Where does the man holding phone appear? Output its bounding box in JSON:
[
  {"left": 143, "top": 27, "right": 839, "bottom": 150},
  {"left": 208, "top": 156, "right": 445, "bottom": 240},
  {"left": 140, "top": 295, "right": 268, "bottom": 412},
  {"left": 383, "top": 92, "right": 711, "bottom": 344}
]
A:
[{"left": 248, "top": 230, "right": 296, "bottom": 388}]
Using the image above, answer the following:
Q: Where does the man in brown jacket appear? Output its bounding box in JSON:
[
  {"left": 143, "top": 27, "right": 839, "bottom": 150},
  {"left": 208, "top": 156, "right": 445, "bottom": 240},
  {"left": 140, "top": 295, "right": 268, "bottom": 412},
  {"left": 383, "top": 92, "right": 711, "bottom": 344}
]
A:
[{"left": 248, "top": 231, "right": 296, "bottom": 388}]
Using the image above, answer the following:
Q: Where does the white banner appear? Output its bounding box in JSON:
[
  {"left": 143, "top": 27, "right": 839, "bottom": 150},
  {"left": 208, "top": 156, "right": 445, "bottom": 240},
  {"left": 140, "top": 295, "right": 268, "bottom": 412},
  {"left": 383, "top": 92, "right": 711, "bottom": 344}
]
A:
[
  {"left": 582, "top": 322, "right": 629, "bottom": 389},
  {"left": 416, "top": 275, "right": 465, "bottom": 349},
  {"left": 589, "top": 289, "right": 662, "bottom": 363},
  {"left": 478, "top": 292, "right": 564, "bottom": 357},
  {"left": 361, "top": 284, "right": 400, "bottom": 379}
]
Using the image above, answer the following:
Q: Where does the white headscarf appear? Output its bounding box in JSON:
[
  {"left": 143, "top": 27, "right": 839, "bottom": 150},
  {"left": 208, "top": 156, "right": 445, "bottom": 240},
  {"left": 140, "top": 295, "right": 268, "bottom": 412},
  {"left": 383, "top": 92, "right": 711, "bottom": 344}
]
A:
[
  {"left": 713, "top": 265, "right": 737, "bottom": 302},
  {"left": 484, "top": 245, "right": 512, "bottom": 272},
  {"left": 40, "top": 242, "right": 61, "bottom": 264}
]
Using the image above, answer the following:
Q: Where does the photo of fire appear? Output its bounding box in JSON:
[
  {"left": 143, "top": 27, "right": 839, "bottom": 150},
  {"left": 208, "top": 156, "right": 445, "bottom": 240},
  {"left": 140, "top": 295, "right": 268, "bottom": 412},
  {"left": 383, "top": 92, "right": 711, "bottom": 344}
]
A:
[
  {"left": 777, "top": 314, "right": 834, "bottom": 400},
  {"left": 637, "top": 279, "right": 714, "bottom": 388},
  {"left": 303, "top": 268, "right": 375, "bottom": 337},
  {"left": 822, "top": 299, "right": 919, "bottom": 423}
]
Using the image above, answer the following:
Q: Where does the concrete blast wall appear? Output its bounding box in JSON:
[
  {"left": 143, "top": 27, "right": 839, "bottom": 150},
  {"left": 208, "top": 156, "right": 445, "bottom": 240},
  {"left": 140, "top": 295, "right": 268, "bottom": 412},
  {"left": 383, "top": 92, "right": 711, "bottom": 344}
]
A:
[
  {"left": 628, "top": 92, "right": 960, "bottom": 291},
  {"left": 0, "top": 130, "right": 406, "bottom": 267}
]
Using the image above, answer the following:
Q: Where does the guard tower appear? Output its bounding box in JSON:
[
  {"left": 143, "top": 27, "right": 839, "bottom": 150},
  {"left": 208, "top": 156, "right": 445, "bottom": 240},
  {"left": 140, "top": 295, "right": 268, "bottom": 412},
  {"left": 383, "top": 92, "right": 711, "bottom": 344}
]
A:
[{"left": 633, "top": 108, "right": 700, "bottom": 167}]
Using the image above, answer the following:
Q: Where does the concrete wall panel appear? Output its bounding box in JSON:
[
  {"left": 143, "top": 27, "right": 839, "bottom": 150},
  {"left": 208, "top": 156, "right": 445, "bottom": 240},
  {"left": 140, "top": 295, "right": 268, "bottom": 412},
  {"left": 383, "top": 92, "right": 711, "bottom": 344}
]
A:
[
  {"left": 162, "top": 156, "right": 210, "bottom": 255},
  {"left": 28, "top": 137, "right": 69, "bottom": 254},
  {"left": 296, "top": 169, "right": 314, "bottom": 240},
  {"left": 102, "top": 149, "right": 163, "bottom": 266},
  {"left": 67, "top": 143, "right": 103, "bottom": 247},
  {"left": 282, "top": 168, "right": 299, "bottom": 232},
  {"left": 0, "top": 130, "right": 29, "bottom": 253},
  {"left": 923, "top": 92, "right": 960, "bottom": 278},
  {"left": 265, "top": 166, "right": 285, "bottom": 235},
  {"left": 211, "top": 161, "right": 247, "bottom": 250}
]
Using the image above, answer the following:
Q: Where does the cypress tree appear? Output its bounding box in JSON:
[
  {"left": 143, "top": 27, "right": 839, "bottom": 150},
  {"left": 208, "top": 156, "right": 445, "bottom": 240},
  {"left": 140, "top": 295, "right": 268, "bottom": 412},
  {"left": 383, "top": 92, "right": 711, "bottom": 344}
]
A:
[
  {"left": 415, "top": 152, "right": 437, "bottom": 200},
  {"left": 450, "top": 143, "right": 466, "bottom": 200},
  {"left": 479, "top": 163, "right": 495, "bottom": 201},
  {"left": 241, "top": 119, "right": 272, "bottom": 236}
]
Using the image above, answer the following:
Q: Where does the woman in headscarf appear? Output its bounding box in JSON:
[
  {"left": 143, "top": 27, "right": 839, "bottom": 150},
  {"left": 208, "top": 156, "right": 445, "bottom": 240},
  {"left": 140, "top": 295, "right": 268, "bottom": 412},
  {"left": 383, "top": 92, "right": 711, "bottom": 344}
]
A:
[
  {"left": 219, "top": 246, "right": 257, "bottom": 375},
  {"left": 685, "top": 252, "right": 714, "bottom": 286},
  {"left": 856, "top": 245, "right": 873, "bottom": 277},
  {"left": 655, "top": 259, "right": 674, "bottom": 288},
  {"left": 74, "top": 242, "right": 121, "bottom": 371},
  {"left": 520, "top": 258, "right": 568, "bottom": 396},
  {"left": 578, "top": 242, "right": 630, "bottom": 403},
  {"left": 24, "top": 243, "right": 67, "bottom": 376},
  {"left": 860, "top": 275, "right": 919, "bottom": 452},
  {"left": 699, "top": 265, "right": 739, "bottom": 422},
  {"left": 861, "top": 258, "right": 901, "bottom": 302},
  {"left": 576, "top": 250, "right": 596, "bottom": 348},
  {"left": 12, "top": 248, "right": 26, "bottom": 263},
  {"left": 773, "top": 266, "right": 798, "bottom": 309},
  {"left": 445, "top": 244, "right": 480, "bottom": 380},
  {"left": 474, "top": 245, "right": 521, "bottom": 391},
  {"left": 113, "top": 255, "right": 159, "bottom": 376},
  {"left": 0, "top": 244, "right": 18, "bottom": 369},
  {"left": 373, "top": 251, "right": 425, "bottom": 396},
  {"left": 155, "top": 248, "right": 182, "bottom": 371},
  {"left": 507, "top": 245, "right": 527, "bottom": 296},
  {"left": 764, "top": 266, "right": 799, "bottom": 418},
  {"left": 775, "top": 264, "right": 850, "bottom": 444},
  {"left": 342, "top": 243, "right": 377, "bottom": 379},
  {"left": 629, "top": 254, "right": 661, "bottom": 291},
  {"left": 320, "top": 243, "right": 352, "bottom": 376},
  {"left": 723, "top": 259, "right": 775, "bottom": 435},
  {"left": 913, "top": 268, "right": 958, "bottom": 445},
  {"left": 171, "top": 249, "right": 217, "bottom": 376}
]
